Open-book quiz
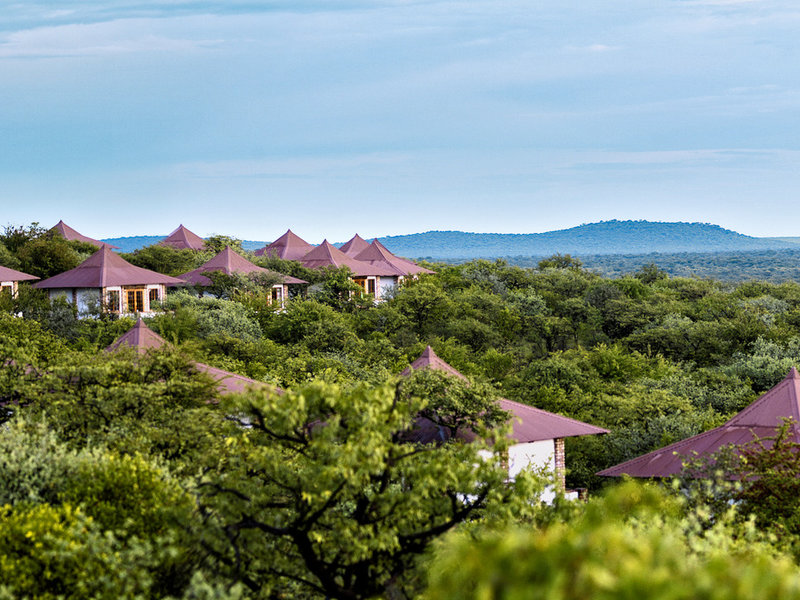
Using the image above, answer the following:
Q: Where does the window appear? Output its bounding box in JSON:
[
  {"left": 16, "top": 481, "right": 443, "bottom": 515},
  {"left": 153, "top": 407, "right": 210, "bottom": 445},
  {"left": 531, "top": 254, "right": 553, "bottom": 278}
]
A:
[
  {"left": 270, "top": 286, "right": 282, "bottom": 304},
  {"left": 0, "top": 284, "right": 12, "bottom": 298},
  {"left": 367, "top": 278, "right": 376, "bottom": 296},
  {"left": 107, "top": 290, "right": 120, "bottom": 312},
  {"left": 148, "top": 288, "right": 160, "bottom": 308},
  {"left": 126, "top": 289, "right": 144, "bottom": 313}
]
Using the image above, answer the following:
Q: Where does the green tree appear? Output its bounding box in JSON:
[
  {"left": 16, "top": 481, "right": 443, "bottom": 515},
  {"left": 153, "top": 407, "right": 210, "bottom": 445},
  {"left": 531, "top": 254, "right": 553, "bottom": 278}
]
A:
[
  {"left": 537, "top": 253, "right": 583, "bottom": 270},
  {"left": 198, "top": 381, "right": 534, "bottom": 599},
  {"left": 203, "top": 235, "right": 244, "bottom": 254},
  {"left": 122, "top": 244, "right": 203, "bottom": 276},
  {"left": 16, "top": 235, "right": 95, "bottom": 279},
  {"left": 397, "top": 368, "right": 508, "bottom": 440},
  {"left": 426, "top": 481, "right": 799, "bottom": 600}
]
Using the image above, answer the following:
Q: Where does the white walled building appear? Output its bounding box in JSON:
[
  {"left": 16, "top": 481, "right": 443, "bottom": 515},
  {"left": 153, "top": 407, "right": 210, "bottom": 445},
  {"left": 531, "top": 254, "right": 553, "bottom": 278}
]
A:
[
  {"left": 34, "top": 246, "right": 183, "bottom": 316},
  {"left": 401, "top": 346, "right": 608, "bottom": 497}
]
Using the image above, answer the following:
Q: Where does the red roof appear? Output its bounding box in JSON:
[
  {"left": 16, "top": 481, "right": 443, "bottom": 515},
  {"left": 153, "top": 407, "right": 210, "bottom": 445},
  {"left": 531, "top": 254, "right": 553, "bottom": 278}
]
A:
[
  {"left": 0, "top": 265, "right": 38, "bottom": 283},
  {"left": 34, "top": 246, "right": 183, "bottom": 289},
  {"left": 106, "top": 318, "right": 169, "bottom": 353},
  {"left": 177, "top": 246, "right": 306, "bottom": 286},
  {"left": 301, "top": 240, "right": 398, "bottom": 277},
  {"left": 598, "top": 367, "right": 800, "bottom": 478},
  {"left": 339, "top": 234, "right": 371, "bottom": 257},
  {"left": 158, "top": 225, "right": 206, "bottom": 251},
  {"left": 193, "top": 362, "right": 270, "bottom": 395},
  {"left": 254, "top": 229, "right": 314, "bottom": 260},
  {"left": 401, "top": 345, "right": 468, "bottom": 379},
  {"left": 50, "top": 220, "right": 118, "bottom": 249},
  {"left": 355, "top": 240, "right": 435, "bottom": 276},
  {"left": 402, "top": 346, "right": 608, "bottom": 443},
  {"left": 106, "top": 319, "right": 278, "bottom": 395}
]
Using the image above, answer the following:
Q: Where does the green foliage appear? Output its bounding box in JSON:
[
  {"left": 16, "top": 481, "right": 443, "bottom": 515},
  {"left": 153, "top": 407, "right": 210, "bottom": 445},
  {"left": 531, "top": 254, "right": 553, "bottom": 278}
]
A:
[
  {"left": 122, "top": 244, "right": 204, "bottom": 276},
  {"left": 426, "top": 480, "right": 799, "bottom": 600},
  {"left": 16, "top": 235, "right": 88, "bottom": 279},
  {"left": 253, "top": 254, "right": 320, "bottom": 284},
  {"left": 154, "top": 291, "right": 263, "bottom": 342},
  {"left": 310, "top": 266, "right": 363, "bottom": 309},
  {"left": 198, "top": 381, "right": 533, "bottom": 599},
  {"left": 11, "top": 347, "right": 224, "bottom": 468},
  {"left": 0, "top": 419, "right": 206, "bottom": 598},
  {"left": 0, "top": 503, "right": 141, "bottom": 599},
  {"left": 537, "top": 253, "right": 583, "bottom": 270},
  {"left": 203, "top": 235, "right": 244, "bottom": 254},
  {"left": 682, "top": 421, "right": 800, "bottom": 554},
  {"left": 0, "top": 222, "right": 47, "bottom": 253},
  {"left": 266, "top": 298, "right": 357, "bottom": 352},
  {"left": 0, "top": 241, "right": 20, "bottom": 269},
  {"left": 398, "top": 368, "right": 508, "bottom": 439},
  {"left": 200, "top": 270, "right": 283, "bottom": 300}
]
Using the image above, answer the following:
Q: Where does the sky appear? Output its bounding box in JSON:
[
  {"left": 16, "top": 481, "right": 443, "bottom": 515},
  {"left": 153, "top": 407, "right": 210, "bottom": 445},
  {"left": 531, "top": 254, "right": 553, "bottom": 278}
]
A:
[{"left": 1, "top": 0, "right": 799, "bottom": 243}]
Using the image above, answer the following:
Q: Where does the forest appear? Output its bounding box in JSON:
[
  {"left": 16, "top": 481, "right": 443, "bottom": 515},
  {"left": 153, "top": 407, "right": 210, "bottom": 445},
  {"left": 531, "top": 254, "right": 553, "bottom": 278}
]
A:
[{"left": 3, "top": 223, "right": 800, "bottom": 598}]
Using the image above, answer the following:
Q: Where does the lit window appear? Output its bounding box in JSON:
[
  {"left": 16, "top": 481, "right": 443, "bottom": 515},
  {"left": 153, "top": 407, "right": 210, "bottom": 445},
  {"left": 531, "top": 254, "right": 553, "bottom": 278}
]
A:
[{"left": 126, "top": 289, "right": 144, "bottom": 313}]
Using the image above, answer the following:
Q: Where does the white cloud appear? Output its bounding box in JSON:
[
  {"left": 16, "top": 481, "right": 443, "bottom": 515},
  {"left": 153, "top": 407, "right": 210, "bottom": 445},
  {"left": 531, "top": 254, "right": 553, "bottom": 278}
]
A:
[{"left": 0, "top": 18, "right": 223, "bottom": 58}]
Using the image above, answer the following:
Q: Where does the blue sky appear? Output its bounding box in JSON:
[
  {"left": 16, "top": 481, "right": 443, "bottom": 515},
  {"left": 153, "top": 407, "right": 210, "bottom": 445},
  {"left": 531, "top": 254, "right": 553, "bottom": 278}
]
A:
[{"left": 1, "top": 1, "right": 799, "bottom": 242}]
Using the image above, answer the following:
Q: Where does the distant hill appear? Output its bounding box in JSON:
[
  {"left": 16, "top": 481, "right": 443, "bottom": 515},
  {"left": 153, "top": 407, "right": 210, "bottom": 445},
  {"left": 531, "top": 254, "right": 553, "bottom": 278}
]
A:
[
  {"left": 376, "top": 221, "right": 793, "bottom": 260},
  {"left": 103, "top": 221, "right": 793, "bottom": 258}
]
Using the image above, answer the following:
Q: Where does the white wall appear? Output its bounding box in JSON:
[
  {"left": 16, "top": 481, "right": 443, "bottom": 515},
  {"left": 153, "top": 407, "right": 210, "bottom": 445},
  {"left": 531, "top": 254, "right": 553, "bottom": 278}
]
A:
[
  {"left": 76, "top": 288, "right": 101, "bottom": 314},
  {"left": 378, "top": 276, "right": 399, "bottom": 300},
  {"left": 508, "top": 440, "right": 556, "bottom": 479}
]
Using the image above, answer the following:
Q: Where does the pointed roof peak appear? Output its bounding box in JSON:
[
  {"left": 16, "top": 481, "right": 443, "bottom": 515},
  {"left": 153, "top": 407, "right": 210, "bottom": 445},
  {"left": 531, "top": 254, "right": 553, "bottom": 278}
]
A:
[
  {"left": 401, "top": 345, "right": 468, "bottom": 380},
  {"left": 159, "top": 224, "right": 205, "bottom": 250},
  {"left": 340, "top": 233, "right": 371, "bottom": 257},
  {"left": 106, "top": 319, "right": 168, "bottom": 353},
  {"left": 354, "top": 240, "right": 435, "bottom": 276},
  {"left": 301, "top": 240, "right": 397, "bottom": 276},
  {"left": 788, "top": 367, "right": 799, "bottom": 380},
  {"left": 50, "top": 220, "right": 118, "bottom": 249},
  {"left": 254, "top": 229, "right": 315, "bottom": 260}
]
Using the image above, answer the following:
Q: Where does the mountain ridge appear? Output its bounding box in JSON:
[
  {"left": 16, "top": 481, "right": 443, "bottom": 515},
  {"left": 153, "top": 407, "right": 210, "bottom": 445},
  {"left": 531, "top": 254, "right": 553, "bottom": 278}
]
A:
[{"left": 103, "top": 220, "right": 794, "bottom": 258}]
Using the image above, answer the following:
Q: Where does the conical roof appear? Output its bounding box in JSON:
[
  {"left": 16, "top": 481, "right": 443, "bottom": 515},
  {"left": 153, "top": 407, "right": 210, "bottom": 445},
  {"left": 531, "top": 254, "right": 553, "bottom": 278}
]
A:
[
  {"left": 401, "top": 346, "right": 468, "bottom": 379},
  {"left": 402, "top": 346, "right": 608, "bottom": 443},
  {"left": 598, "top": 368, "right": 800, "bottom": 478},
  {"left": 158, "top": 225, "right": 205, "bottom": 251},
  {"left": 177, "top": 246, "right": 306, "bottom": 286},
  {"left": 355, "top": 240, "right": 435, "bottom": 276},
  {"left": 106, "top": 319, "right": 277, "bottom": 395},
  {"left": 339, "top": 234, "right": 371, "bottom": 257},
  {"left": 254, "top": 229, "right": 314, "bottom": 260},
  {"left": 301, "top": 240, "right": 397, "bottom": 277},
  {"left": 50, "top": 220, "right": 118, "bottom": 249},
  {"left": 34, "top": 246, "right": 183, "bottom": 289},
  {"left": 106, "top": 318, "right": 168, "bottom": 353},
  {"left": 0, "top": 265, "right": 38, "bottom": 282}
]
